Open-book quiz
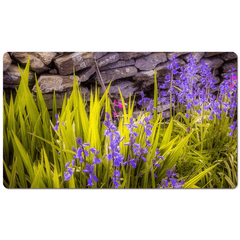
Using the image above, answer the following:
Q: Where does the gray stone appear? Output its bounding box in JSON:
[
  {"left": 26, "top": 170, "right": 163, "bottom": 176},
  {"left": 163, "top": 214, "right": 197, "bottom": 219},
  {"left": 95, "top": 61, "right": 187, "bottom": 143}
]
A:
[
  {"left": 32, "top": 74, "right": 80, "bottom": 94},
  {"left": 158, "top": 103, "right": 175, "bottom": 112},
  {"left": 97, "top": 53, "right": 119, "bottom": 67},
  {"left": 54, "top": 52, "right": 95, "bottom": 75},
  {"left": 198, "top": 57, "right": 224, "bottom": 71},
  {"left": 11, "top": 52, "right": 49, "bottom": 74},
  {"left": 118, "top": 52, "right": 151, "bottom": 60},
  {"left": 220, "top": 52, "right": 237, "bottom": 61},
  {"left": 133, "top": 69, "right": 157, "bottom": 81},
  {"left": 108, "top": 80, "right": 139, "bottom": 99},
  {"left": 3, "top": 52, "right": 12, "bottom": 71},
  {"left": 135, "top": 53, "right": 167, "bottom": 71},
  {"left": 204, "top": 52, "right": 224, "bottom": 58},
  {"left": 140, "top": 77, "right": 166, "bottom": 91},
  {"left": 77, "top": 65, "right": 96, "bottom": 82},
  {"left": 94, "top": 52, "right": 108, "bottom": 59},
  {"left": 167, "top": 52, "right": 188, "bottom": 60},
  {"left": 181, "top": 52, "right": 205, "bottom": 63},
  {"left": 79, "top": 87, "right": 91, "bottom": 101},
  {"left": 35, "top": 52, "right": 57, "bottom": 65},
  {"left": 133, "top": 58, "right": 185, "bottom": 81},
  {"left": 221, "top": 60, "right": 237, "bottom": 73},
  {"left": 33, "top": 87, "right": 90, "bottom": 110},
  {"left": 100, "top": 59, "right": 135, "bottom": 71},
  {"left": 94, "top": 66, "right": 138, "bottom": 84},
  {"left": 49, "top": 69, "right": 58, "bottom": 74},
  {"left": 33, "top": 91, "right": 71, "bottom": 110},
  {"left": 3, "top": 64, "right": 35, "bottom": 86}
]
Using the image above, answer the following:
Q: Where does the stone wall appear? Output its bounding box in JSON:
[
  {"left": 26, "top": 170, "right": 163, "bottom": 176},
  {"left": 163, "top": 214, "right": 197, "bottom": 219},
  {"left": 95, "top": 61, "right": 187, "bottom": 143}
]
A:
[{"left": 3, "top": 52, "right": 238, "bottom": 114}]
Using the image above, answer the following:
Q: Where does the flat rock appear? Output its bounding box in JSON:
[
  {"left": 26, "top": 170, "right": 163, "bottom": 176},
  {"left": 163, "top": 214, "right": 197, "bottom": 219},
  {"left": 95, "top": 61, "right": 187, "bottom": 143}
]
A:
[
  {"left": 135, "top": 52, "right": 167, "bottom": 71},
  {"left": 133, "top": 58, "right": 185, "bottom": 81},
  {"left": 118, "top": 52, "right": 151, "bottom": 60},
  {"left": 100, "top": 59, "right": 135, "bottom": 71},
  {"left": 221, "top": 59, "right": 237, "bottom": 73},
  {"left": 133, "top": 69, "right": 157, "bottom": 81},
  {"left": 97, "top": 52, "right": 119, "bottom": 67},
  {"left": 107, "top": 80, "right": 139, "bottom": 99},
  {"left": 32, "top": 74, "right": 80, "bottom": 94},
  {"left": 204, "top": 52, "right": 224, "bottom": 57},
  {"left": 220, "top": 52, "right": 237, "bottom": 61},
  {"left": 11, "top": 52, "right": 49, "bottom": 74},
  {"left": 33, "top": 87, "right": 90, "bottom": 110},
  {"left": 3, "top": 52, "right": 12, "bottom": 71},
  {"left": 181, "top": 52, "right": 204, "bottom": 63},
  {"left": 3, "top": 64, "right": 35, "bottom": 86},
  {"left": 54, "top": 52, "right": 95, "bottom": 75},
  {"left": 167, "top": 52, "right": 188, "bottom": 59},
  {"left": 140, "top": 76, "right": 166, "bottom": 91},
  {"left": 158, "top": 103, "right": 175, "bottom": 112},
  {"left": 35, "top": 52, "right": 57, "bottom": 65},
  {"left": 198, "top": 57, "right": 224, "bottom": 71},
  {"left": 76, "top": 53, "right": 120, "bottom": 82},
  {"left": 94, "top": 52, "right": 108, "bottom": 59},
  {"left": 77, "top": 65, "right": 96, "bottom": 82},
  {"left": 94, "top": 66, "right": 138, "bottom": 84}
]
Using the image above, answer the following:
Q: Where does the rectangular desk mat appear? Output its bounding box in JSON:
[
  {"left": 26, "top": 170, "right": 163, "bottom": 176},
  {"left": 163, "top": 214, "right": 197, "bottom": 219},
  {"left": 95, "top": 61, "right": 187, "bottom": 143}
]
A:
[{"left": 3, "top": 52, "right": 238, "bottom": 189}]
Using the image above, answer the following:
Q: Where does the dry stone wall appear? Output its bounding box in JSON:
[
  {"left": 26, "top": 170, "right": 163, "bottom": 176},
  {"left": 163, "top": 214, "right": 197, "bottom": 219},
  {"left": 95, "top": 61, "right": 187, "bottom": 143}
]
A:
[{"left": 3, "top": 52, "right": 238, "bottom": 113}]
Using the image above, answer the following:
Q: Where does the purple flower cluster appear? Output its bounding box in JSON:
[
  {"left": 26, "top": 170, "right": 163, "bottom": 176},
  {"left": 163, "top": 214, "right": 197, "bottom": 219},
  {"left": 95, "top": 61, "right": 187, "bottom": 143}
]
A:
[
  {"left": 82, "top": 163, "right": 98, "bottom": 187},
  {"left": 138, "top": 91, "right": 150, "bottom": 106},
  {"left": 64, "top": 162, "right": 74, "bottom": 181},
  {"left": 157, "top": 54, "right": 237, "bottom": 124},
  {"left": 123, "top": 117, "right": 139, "bottom": 167},
  {"left": 158, "top": 54, "right": 180, "bottom": 105},
  {"left": 123, "top": 114, "right": 164, "bottom": 179},
  {"left": 104, "top": 112, "right": 124, "bottom": 188},
  {"left": 229, "top": 121, "right": 237, "bottom": 137},
  {"left": 160, "top": 166, "right": 184, "bottom": 189},
  {"left": 64, "top": 137, "right": 102, "bottom": 187},
  {"left": 138, "top": 92, "right": 158, "bottom": 113}
]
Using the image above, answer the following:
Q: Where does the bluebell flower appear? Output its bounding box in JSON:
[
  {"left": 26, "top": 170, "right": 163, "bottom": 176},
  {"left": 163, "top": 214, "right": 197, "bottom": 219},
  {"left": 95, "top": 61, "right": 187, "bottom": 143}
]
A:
[
  {"left": 82, "top": 163, "right": 98, "bottom": 187},
  {"left": 64, "top": 162, "right": 74, "bottom": 181},
  {"left": 113, "top": 170, "right": 121, "bottom": 188},
  {"left": 166, "top": 167, "right": 178, "bottom": 178},
  {"left": 160, "top": 166, "right": 184, "bottom": 189},
  {"left": 138, "top": 91, "right": 150, "bottom": 106},
  {"left": 228, "top": 121, "right": 237, "bottom": 137},
  {"left": 104, "top": 113, "right": 124, "bottom": 186}
]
